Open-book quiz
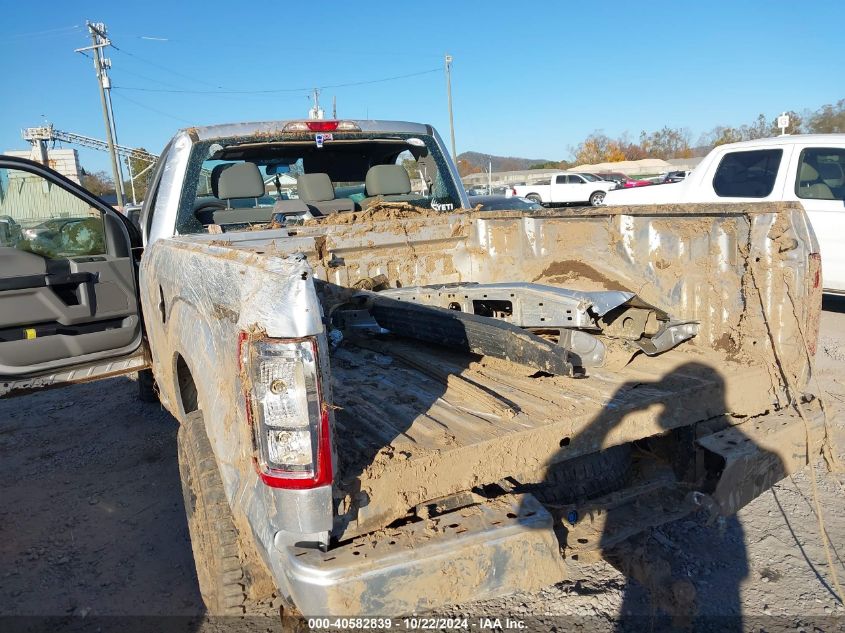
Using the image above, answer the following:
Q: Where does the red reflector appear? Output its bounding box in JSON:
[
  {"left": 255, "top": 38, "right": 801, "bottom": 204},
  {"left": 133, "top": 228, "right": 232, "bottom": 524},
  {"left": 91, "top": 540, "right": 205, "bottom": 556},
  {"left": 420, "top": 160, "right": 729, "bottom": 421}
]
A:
[
  {"left": 810, "top": 252, "right": 822, "bottom": 289},
  {"left": 306, "top": 120, "right": 339, "bottom": 132},
  {"left": 256, "top": 408, "right": 333, "bottom": 489}
]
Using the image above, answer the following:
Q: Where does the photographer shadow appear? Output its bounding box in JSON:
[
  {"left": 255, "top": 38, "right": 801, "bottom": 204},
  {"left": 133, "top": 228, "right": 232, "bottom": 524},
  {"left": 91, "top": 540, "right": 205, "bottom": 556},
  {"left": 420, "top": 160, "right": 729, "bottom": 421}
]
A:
[{"left": 519, "top": 361, "right": 785, "bottom": 631}]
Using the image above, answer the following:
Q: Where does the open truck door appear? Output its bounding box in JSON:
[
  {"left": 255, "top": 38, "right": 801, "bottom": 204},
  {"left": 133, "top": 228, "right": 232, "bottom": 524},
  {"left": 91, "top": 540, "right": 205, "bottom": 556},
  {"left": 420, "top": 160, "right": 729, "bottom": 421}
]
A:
[{"left": 0, "top": 156, "right": 147, "bottom": 398}]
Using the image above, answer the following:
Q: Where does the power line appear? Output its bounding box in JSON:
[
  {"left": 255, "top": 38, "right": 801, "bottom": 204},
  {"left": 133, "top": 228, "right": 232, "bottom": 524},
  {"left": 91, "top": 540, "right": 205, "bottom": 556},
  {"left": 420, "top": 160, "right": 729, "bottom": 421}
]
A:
[
  {"left": 113, "top": 63, "right": 184, "bottom": 89},
  {"left": 108, "top": 45, "right": 305, "bottom": 100},
  {"left": 112, "top": 67, "right": 441, "bottom": 95},
  {"left": 113, "top": 84, "right": 308, "bottom": 95},
  {"left": 321, "top": 67, "right": 441, "bottom": 90},
  {"left": 5, "top": 24, "right": 82, "bottom": 39},
  {"left": 108, "top": 29, "right": 442, "bottom": 59},
  {"left": 110, "top": 44, "right": 229, "bottom": 89},
  {"left": 110, "top": 91, "right": 194, "bottom": 124}
]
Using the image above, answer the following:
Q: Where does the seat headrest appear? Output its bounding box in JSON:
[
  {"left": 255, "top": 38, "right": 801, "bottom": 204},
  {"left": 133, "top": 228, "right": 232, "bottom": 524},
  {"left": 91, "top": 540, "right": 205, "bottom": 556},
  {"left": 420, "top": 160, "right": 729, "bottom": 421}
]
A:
[
  {"left": 365, "top": 165, "right": 412, "bottom": 196},
  {"left": 210, "top": 163, "right": 234, "bottom": 198},
  {"left": 800, "top": 163, "right": 819, "bottom": 181},
  {"left": 297, "top": 173, "right": 336, "bottom": 202},
  {"left": 216, "top": 162, "right": 265, "bottom": 200}
]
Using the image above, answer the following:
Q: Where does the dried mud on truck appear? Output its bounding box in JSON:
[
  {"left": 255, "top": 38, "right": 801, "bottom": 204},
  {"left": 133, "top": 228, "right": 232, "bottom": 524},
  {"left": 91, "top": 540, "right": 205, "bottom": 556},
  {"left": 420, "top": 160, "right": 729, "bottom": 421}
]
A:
[{"left": 0, "top": 120, "right": 831, "bottom": 619}]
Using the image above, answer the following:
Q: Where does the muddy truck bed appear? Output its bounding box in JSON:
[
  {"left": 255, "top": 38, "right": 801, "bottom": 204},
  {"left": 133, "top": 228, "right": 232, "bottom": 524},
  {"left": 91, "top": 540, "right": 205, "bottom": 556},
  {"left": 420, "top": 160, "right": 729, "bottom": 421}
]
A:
[
  {"left": 330, "top": 336, "right": 774, "bottom": 538},
  {"left": 134, "top": 199, "right": 824, "bottom": 615},
  {"left": 191, "top": 203, "right": 820, "bottom": 543}
]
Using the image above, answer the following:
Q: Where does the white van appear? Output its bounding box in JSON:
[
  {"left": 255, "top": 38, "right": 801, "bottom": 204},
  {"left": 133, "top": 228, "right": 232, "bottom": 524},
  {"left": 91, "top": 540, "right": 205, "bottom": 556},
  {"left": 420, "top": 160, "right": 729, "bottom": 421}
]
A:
[{"left": 604, "top": 135, "right": 845, "bottom": 295}]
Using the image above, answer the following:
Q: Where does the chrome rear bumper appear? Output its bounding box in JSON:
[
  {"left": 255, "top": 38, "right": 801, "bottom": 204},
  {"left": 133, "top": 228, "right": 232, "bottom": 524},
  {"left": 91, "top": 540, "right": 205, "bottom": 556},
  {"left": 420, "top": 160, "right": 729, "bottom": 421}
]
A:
[{"left": 278, "top": 494, "right": 567, "bottom": 616}]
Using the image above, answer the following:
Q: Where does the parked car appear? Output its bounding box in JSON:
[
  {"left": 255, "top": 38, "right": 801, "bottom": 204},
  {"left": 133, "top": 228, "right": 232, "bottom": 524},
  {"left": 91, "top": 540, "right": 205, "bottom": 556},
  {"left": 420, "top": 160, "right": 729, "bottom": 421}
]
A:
[
  {"left": 0, "top": 120, "right": 825, "bottom": 619},
  {"left": 0, "top": 214, "right": 21, "bottom": 246},
  {"left": 604, "top": 134, "right": 845, "bottom": 295},
  {"left": 595, "top": 171, "right": 627, "bottom": 186},
  {"left": 663, "top": 170, "right": 689, "bottom": 183},
  {"left": 596, "top": 172, "right": 653, "bottom": 188},
  {"left": 582, "top": 172, "right": 616, "bottom": 183},
  {"left": 622, "top": 177, "right": 653, "bottom": 187},
  {"left": 122, "top": 202, "right": 144, "bottom": 230},
  {"left": 468, "top": 194, "right": 543, "bottom": 210},
  {"left": 513, "top": 172, "right": 617, "bottom": 206}
]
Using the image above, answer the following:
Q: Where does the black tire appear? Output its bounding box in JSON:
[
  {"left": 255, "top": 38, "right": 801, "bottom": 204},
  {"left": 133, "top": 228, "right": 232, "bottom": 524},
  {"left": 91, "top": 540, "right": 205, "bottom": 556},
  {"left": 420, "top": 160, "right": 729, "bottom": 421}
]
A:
[
  {"left": 525, "top": 193, "right": 543, "bottom": 204},
  {"left": 528, "top": 444, "right": 631, "bottom": 505},
  {"left": 137, "top": 369, "right": 159, "bottom": 403},
  {"left": 177, "top": 410, "right": 273, "bottom": 614},
  {"left": 589, "top": 190, "right": 606, "bottom": 206}
]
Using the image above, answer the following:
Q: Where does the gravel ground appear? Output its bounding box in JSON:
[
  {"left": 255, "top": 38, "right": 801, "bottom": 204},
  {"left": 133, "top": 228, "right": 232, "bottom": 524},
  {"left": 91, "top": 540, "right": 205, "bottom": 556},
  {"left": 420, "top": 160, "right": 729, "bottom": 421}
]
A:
[{"left": 1, "top": 300, "right": 845, "bottom": 632}]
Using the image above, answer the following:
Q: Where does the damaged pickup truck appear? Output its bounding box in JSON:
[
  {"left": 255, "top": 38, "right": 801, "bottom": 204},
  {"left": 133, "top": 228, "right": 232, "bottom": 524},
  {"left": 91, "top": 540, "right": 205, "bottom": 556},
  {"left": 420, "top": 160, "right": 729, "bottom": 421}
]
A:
[{"left": 0, "top": 119, "right": 830, "bottom": 617}]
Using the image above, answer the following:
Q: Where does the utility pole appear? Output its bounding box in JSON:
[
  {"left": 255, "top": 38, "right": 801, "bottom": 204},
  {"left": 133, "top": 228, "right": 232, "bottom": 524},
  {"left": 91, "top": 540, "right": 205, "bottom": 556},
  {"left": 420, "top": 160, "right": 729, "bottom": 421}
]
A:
[
  {"left": 76, "top": 22, "right": 124, "bottom": 207},
  {"left": 106, "top": 83, "right": 130, "bottom": 203},
  {"left": 332, "top": 95, "right": 337, "bottom": 119},
  {"left": 308, "top": 88, "right": 324, "bottom": 120},
  {"left": 444, "top": 54, "right": 457, "bottom": 162}
]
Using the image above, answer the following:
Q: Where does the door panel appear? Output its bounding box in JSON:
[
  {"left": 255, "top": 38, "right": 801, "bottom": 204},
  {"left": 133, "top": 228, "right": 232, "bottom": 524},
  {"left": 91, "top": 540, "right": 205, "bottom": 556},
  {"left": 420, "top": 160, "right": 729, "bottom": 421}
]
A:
[
  {"left": 0, "top": 157, "right": 144, "bottom": 381},
  {"left": 552, "top": 175, "right": 574, "bottom": 203},
  {"left": 791, "top": 146, "right": 845, "bottom": 294},
  {"left": 572, "top": 177, "right": 591, "bottom": 202},
  {"left": 806, "top": 207, "right": 845, "bottom": 292}
]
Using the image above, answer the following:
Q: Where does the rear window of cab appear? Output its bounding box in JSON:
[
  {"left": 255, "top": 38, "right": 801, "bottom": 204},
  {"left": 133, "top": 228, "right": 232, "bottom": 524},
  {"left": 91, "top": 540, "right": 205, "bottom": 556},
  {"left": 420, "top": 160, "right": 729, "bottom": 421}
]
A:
[{"left": 712, "top": 149, "right": 782, "bottom": 198}]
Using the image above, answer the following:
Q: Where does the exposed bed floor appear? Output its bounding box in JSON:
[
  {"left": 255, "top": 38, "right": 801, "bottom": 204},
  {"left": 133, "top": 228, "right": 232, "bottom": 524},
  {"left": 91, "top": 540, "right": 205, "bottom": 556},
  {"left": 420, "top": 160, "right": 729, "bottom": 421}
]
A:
[{"left": 329, "top": 335, "right": 774, "bottom": 534}]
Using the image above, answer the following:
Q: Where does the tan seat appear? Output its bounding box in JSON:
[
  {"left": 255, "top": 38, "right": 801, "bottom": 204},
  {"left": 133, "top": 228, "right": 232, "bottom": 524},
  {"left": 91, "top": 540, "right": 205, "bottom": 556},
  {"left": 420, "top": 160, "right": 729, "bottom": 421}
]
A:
[
  {"left": 797, "top": 163, "right": 834, "bottom": 200},
  {"left": 197, "top": 162, "right": 275, "bottom": 225},
  {"left": 297, "top": 173, "right": 354, "bottom": 215},
  {"left": 360, "top": 164, "right": 419, "bottom": 208}
]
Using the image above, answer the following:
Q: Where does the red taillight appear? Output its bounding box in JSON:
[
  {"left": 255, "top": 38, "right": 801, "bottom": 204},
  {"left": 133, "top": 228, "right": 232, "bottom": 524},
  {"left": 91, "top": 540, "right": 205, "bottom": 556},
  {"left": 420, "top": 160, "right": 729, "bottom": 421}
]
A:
[
  {"left": 258, "top": 408, "right": 332, "bottom": 489},
  {"left": 238, "top": 332, "right": 333, "bottom": 489},
  {"left": 810, "top": 253, "right": 822, "bottom": 289},
  {"left": 306, "top": 120, "right": 339, "bottom": 132}
]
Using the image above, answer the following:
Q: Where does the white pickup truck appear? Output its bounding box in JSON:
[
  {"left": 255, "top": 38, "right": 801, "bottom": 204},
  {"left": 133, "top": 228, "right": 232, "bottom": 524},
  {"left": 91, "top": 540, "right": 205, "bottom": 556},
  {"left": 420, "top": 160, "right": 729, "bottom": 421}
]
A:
[
  {"left": 513, "top": 172, "right": 617, "bottom": 206},
  {"left": 604, "top": 134, "right": 845, "bottom": 294},
  {"left": 0, "top": 120, "right": 829, "bottom": 620}
]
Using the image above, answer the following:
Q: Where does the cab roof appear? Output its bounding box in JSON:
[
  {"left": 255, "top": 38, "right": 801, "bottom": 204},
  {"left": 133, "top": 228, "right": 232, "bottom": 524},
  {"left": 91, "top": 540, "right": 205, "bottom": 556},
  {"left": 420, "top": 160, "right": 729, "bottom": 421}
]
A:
[
  {"left": 183, "top": 119, "right": 432, "bottom": 142},
  {"left": 715, "top": 134, "right": 845, "bottom": 151}
]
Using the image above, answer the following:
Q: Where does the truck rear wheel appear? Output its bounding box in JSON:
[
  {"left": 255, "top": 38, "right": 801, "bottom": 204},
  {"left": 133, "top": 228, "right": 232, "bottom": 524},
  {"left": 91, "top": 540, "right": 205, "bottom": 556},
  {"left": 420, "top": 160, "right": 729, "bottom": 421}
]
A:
[
  {"left": 525, "top": 193, "right": 543, "bottom": 204},
  {"left": 177, "top": 410, "right": 274, "bottom": 614}
]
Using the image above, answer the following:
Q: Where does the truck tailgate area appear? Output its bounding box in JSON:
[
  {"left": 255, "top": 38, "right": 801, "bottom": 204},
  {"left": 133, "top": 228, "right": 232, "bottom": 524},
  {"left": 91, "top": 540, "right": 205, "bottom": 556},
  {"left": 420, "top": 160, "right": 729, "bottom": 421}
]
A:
[{"left": 330, "top": 337, "right": 776, "bottom": 537}]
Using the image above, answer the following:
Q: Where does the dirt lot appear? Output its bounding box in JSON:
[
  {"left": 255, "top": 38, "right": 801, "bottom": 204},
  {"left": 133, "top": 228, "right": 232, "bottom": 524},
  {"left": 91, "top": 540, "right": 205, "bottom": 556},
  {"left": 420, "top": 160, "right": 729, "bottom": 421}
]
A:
[{"left": 2, "top": 299, "right": 845, "bottom": 631}]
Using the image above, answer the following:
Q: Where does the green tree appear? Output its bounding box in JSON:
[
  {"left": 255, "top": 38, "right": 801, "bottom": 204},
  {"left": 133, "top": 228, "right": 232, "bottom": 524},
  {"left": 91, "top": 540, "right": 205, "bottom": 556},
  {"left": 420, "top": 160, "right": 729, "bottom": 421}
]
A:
[
  {"left": 738, "top": 113, "right": 771, "bottom": 141},
  {"left": 529, "top": 160, "right": 571, "bottom": 170},
  {"left": 573, "top": 133, "right": 614, "bottom": 165},
  {"left": 123, "top": 148, "right": 156, "bottom": 202},
  {"left": 638, "top": 126, "right": 692, "bottom": 159},
  {"left": 807, "top": 99, "right": 845, "bottom": 133},
  {"left": 456, "top": 159, "right": 482, "bottom": 177},
  {"left": 698, "top": 125, "right": 744, "bottom": 149},
  {"left": 80, "top": 169, "right": 114, "bottom": 197}
]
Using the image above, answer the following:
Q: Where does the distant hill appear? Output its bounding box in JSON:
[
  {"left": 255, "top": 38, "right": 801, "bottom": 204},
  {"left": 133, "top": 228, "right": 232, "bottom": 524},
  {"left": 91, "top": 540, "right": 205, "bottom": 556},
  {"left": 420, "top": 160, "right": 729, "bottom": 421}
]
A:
[{"left": 457, "top": 151, "right": 559, "bottom": 172}]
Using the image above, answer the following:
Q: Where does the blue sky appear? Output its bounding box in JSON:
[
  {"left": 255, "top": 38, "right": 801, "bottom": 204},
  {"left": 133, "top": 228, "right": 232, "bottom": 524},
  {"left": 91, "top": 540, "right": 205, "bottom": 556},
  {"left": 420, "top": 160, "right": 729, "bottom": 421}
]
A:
[{"left": 2, "top": 0, "right": 843, "bottom": 173}]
